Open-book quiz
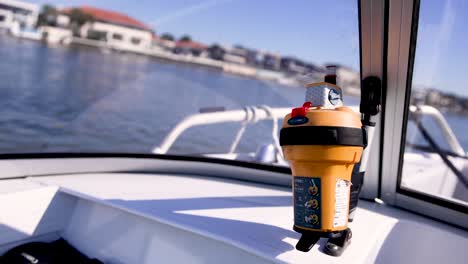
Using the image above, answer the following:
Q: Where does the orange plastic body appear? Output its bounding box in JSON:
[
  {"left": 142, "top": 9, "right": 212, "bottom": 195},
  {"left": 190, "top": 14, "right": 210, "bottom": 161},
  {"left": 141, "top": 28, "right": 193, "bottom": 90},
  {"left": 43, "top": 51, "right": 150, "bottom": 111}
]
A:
[{"left": 282, "top": 106, "right": 363, "bottom": 233}]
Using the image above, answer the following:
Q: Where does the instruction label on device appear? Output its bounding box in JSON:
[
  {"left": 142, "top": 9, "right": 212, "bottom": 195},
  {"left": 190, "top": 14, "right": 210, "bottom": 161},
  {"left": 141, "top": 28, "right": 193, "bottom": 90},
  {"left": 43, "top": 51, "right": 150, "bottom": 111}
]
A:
[
  {"left": 334, "top": 179, "right": 351, "bottom": 227},
  {"left": 293, "top": 176, "right": 321, "bottom": 230}
]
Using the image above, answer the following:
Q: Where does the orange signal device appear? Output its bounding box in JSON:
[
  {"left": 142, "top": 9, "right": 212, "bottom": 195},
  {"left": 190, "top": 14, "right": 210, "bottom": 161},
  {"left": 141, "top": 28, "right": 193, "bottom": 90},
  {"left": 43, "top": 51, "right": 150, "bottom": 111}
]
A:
[{"left": 280, "top": 66, "right": 366, "bottom": 254}]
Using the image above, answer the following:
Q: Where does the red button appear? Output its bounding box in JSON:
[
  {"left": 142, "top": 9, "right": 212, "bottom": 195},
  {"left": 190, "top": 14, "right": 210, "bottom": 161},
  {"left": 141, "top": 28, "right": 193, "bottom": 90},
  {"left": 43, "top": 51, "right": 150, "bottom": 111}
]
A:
[
  {"left": 291, "top": 107, "right": 306, "bottom": 118},
  {"left": 291, "top": 102, "right": 312, "bottom": 118}
]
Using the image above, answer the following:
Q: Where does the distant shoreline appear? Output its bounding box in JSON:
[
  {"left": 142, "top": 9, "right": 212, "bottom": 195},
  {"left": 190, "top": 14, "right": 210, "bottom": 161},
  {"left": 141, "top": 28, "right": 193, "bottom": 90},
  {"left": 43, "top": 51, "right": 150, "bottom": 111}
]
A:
[
  {"left": 4, "top": 31, "right": 467, "bottom": 116},
  {"left": 67, "top": 36, "right": 323, "bottom": 89}
]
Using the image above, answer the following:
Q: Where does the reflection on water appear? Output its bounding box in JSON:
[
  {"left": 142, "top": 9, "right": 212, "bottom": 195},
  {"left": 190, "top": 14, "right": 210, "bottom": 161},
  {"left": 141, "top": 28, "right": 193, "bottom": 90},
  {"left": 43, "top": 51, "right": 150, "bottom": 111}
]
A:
[
  {"left": 0, "top": 35, "right": 466, "bottom": 156},
  {"left": 0, "top": 36, "right": 317, "bottom": 154}
]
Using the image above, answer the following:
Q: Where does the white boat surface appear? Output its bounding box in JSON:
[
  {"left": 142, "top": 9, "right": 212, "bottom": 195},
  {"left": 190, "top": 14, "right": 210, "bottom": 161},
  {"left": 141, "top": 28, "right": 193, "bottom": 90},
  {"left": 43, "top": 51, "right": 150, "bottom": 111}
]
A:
[
  {"left": 0, "top": 162, "right": 467, "bottom": 263},
  {"left": 0, "top": 102, "right": 467, "bottom": 263},
  {"left": 1, "top": 0, "right": 468, "bottom": 263}
]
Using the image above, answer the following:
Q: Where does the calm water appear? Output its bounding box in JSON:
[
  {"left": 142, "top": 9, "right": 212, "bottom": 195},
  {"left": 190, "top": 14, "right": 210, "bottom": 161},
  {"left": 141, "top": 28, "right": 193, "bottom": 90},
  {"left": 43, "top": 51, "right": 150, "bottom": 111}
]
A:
[{"left": 0, "top": 35, "right": 466, "bottom": 155}]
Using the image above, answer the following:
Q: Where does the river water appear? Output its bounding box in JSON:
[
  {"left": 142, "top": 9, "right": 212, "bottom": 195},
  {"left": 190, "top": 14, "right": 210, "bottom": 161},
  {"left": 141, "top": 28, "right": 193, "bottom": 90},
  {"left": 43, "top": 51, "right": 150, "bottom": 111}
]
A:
[{"left": 0, "top": 35, "right": 466, "bottom": 156}]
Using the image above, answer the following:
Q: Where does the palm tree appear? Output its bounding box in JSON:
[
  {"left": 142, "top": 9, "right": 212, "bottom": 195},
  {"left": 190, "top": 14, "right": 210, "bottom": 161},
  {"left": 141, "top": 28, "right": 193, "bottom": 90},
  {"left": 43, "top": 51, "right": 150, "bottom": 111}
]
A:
[
  {"left": 179, "top": 34, "right": 192, "bottom": 42},
  {"left": 160, "top": 33, "right": 175, "bottom": 41},
  {"left": 208, "top": 44, "right": 225, "bottom": 61},
  {"left": 36, "top": 5, "right": 57, "bottom": 27},
  {"left": 68, "top": 8, "right": 94, "bottom": 37},
  {"left": 68, "top": 9, "right": 94, "bottom": 26}
]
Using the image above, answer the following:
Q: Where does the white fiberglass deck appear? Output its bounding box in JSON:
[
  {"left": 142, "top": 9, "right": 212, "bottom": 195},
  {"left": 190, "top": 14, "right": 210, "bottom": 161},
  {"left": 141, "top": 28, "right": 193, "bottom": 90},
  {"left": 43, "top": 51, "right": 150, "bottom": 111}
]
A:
[{"left": 2, "top": 172, "right": 464, "bottom": 263}]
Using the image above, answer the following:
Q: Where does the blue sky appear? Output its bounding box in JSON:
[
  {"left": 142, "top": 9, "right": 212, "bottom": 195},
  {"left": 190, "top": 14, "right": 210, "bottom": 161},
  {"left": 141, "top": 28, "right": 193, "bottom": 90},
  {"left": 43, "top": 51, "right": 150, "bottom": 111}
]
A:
[
  {"left": 31, "top": 0, "right": 360, "bottom": 68},
  {"left": 29, "top": 0, "right": 468, "bottom": 97},
  {"left": 413, "top": 0, "right": 468, "bottom": 97}
]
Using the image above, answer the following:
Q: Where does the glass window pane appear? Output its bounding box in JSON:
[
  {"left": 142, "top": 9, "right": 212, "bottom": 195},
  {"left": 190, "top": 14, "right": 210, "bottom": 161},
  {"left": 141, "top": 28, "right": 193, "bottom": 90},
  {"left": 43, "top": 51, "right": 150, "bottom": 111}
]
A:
[
  {"left": 401, "top": 0, "right": 468, "bottom": 205},
  {"left": 0, "top": 1, "right": 359, "bottom": 167}
]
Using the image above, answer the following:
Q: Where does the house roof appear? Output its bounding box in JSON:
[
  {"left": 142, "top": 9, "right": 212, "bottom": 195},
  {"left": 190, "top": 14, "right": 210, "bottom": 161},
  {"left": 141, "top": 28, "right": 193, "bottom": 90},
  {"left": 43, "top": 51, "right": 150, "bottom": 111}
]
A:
[
  {"left": 175, "top": 41, "right": 207, "bottom": 50},
  {"left": 63, "top": 6, "right": 151, "bottom": 31},
  {"left": 152, "top": 35, "right": 176, "bottom": 47}
]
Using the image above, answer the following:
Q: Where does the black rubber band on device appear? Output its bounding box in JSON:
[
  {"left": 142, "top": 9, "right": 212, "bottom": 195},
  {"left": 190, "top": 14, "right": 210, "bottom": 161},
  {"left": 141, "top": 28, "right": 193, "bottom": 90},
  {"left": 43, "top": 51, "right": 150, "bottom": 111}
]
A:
[{"left": 279, "top": 126, "right": 365, "bottom": 147}]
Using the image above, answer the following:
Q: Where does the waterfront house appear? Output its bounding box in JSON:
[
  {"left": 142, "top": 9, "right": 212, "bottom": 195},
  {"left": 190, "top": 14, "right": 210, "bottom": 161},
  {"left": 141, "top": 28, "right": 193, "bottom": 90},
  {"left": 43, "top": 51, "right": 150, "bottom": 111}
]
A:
[
  {"left": 40, "top": 25, "right": 72, "bottom": 44},
  {"left": 261, "top": 53, "right": 281, "bottom": 71},
  {"left": 63, "top": 6, "right": 153, "bottom": 51},
  {"left": 222, "top": 45, "right": 265, "bottom": 65},
  {"left": 222, "top": 45, "right": 248, "bottom": 65},
  {"left": 228, "top": 45, "right": 260, "bottom": 66},
  {"left": 304, "top": 63, "right": 325, "bottom": 74},
  {"left": 37, "top": 9, "right": 73, "bottom": 44},
  {"left": 173, "top": 40, "right": 207, "bottom": 57},
  {"left": 152, "top": 35, "right": 176, "bottom": 52},
  {"left": 280, "top": 57, "right": 313, "bottom": 75},
  {"left": 336, "top": 65, "right": 360, "bottom": 95},
  {"left": 223, "top": 51, "right": 246, "bottom": 65},
  {"left": 0, "top": 0, "right": 38, "bottom": 32}
]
